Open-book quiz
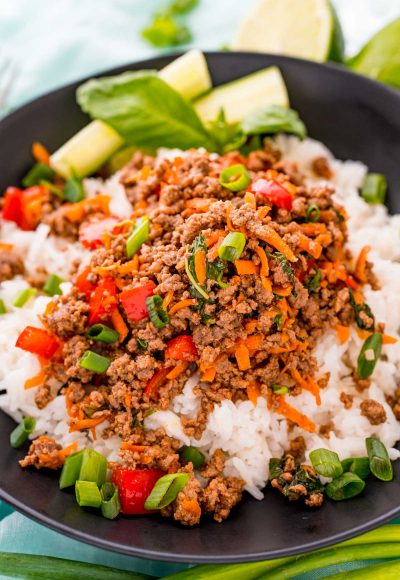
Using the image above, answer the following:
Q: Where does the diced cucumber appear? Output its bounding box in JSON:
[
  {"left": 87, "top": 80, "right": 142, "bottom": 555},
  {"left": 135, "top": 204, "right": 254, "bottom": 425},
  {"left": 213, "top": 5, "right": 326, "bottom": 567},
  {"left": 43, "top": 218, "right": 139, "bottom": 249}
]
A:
[
  {"left": 194, "top": 66, "right": 289, "bottom": 125},
  {"left": 159, "top": 48, "right": 212, "bottom": 100},
  {"left": 51, "top": 50, "right": 212, "bottom": 179},
  {"left": 50, "top": 120, "right": 124, "bottom": 179}
]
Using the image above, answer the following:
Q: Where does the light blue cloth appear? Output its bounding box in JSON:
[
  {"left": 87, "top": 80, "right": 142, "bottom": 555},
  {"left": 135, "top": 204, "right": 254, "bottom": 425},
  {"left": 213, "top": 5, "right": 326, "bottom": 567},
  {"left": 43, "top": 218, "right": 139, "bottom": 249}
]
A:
[{"left": 1, "top": 0, "right": 400, "bottom": 578}]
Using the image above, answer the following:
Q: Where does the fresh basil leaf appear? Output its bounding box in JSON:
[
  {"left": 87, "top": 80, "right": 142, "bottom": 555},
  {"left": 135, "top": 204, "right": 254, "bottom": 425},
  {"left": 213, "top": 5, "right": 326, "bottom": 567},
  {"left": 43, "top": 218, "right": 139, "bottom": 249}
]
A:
[
  {"left": 349, "top": 289, "right": 375, "bottom": 331},
  {"left": 168, "top": 0, "right": 199, "bottom": 14},
  {"left": 267, "top": 251, "right": 297, "bottom": 295},
  {"left": 208, "top": 109, "right": 246, "bottom": 153},
  {"left": 142, "top": 15, "right": 191, "bottom": 47},
  {"left": 242, "top": 105, "right": 307, "bottom": 139},
  {"left": 77, "top": 72, "right": 217, "bottom": 152},
  {"left": 306, "top": 269, "right": 322, "bottom": 292}
]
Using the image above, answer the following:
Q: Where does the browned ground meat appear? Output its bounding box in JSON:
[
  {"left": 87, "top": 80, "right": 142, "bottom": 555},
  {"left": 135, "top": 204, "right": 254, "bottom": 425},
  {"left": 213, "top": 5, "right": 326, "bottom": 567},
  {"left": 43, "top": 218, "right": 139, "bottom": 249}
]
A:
[
  {"left": 360, "top": 399, "right": 387, "bottom": 425},
  {"left": 46, "top": 291, "right": 90, "bottom": 337},
  {"left": 340, "top": 392, "right": 354, "bottom": 409},
  {"left": 201, "top": 476, "right": 244, "bottom": 522},
  {"left": 0, "top": 249, "right": 24, "bottom": 282},
  {"left": 312, "top": 157, "right": 333, "bottom": 179},
  {"left": 19, "top": 436, "right": 64, "bottom": 470}
]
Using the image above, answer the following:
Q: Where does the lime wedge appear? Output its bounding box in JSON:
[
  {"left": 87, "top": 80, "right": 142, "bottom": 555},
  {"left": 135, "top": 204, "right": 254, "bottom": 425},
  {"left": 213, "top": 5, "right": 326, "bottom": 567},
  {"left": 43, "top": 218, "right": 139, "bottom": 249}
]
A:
[
  {"left": 232, "top": 0, "right": 344, "bottom": 62},
  {"left": 348, "top": 18, "right": 400, "bottom": 89}
]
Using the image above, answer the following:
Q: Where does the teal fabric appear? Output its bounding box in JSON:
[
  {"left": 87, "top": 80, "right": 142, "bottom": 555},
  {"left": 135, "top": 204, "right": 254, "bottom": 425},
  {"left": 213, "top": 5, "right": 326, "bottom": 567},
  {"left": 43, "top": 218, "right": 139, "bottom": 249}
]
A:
[{"left": 1, "top": 0, "right": 400, "bottom": 578}]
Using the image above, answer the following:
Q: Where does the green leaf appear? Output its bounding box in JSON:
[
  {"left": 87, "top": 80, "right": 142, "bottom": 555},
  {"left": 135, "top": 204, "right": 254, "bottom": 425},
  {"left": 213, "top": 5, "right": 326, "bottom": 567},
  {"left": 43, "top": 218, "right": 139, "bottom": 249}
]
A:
[
  {"left": 168, "top": 0, "right": 199, "bottom": 15},
  {"left": 142, "top": 15, "right": 191, "bottom": 47},
  {"left": 77, "top": 72, "right": 216, "bottom": 152},
  {"left": 241, "top": 105, "right": 307, "bottom": 139},
  {"left": 208, "top": 109, "right": 246, "bottom": 154}
]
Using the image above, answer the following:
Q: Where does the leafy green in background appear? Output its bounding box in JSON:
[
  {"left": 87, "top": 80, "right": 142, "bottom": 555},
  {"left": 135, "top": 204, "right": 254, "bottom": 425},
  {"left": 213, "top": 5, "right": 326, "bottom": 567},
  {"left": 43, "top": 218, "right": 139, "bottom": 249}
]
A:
[{"left": 142, "top": 0, "right": 199, "bottom": 48}]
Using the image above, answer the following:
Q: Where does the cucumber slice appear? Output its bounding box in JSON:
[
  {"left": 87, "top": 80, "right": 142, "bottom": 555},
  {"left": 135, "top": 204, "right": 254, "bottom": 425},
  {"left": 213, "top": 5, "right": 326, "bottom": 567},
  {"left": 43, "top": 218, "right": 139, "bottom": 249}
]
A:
[
  {"left": 50, "top": 120, "right": 124, "bottom": 179},
  {"left": 158, "top": 48, "right": 212, "bottom": 100},
  {"left": 51, "top": 50, "right": 212, "bottom": 178},
  {"left": 232, "top": 0, "right": 344, "bottom": 63},
  {"left": 194, "top": 66, "right": 289, "bottom": 125}
]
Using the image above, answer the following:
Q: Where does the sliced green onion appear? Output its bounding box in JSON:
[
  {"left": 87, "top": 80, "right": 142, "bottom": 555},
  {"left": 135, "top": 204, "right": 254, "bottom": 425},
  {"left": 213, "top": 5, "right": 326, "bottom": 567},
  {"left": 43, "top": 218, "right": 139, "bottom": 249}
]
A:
[
  {"left": 10, "top": 416, "right": 36, "bottom": 448},
  {"left": 361, "top": 173, "right": 387, "bottom": 205},
  {"left": 184, "top": 256, "right": 209, "bottom": 299},
  {"left": 79, "top": 350, "right": 111, "bottom": 373},
  {"left": 64, "top": 174, "right": 85, "bottom": 203},
  {"left": 271, "top": 385, "right": 290, "bottom": 394},
  {"left": 87, "top": 324, "right": 120, "bottom": 344},
  {"left": 12, "top": 288, "right": 37, "bottom": 308},
  {"left": 366, "top": 437, "right": 393, "bottom": 481},
  {"left": 146, "top": 295, "right": 169, "bottom": 330},
  {"left": 218, "top": 232, "right": 246, "bottom": 261},
  {"left": 357, "top": 333, "right": 382, "bottom": 379},
  {"left": 22, "top": 163, "right": 54, "bottom": 188},
  {"left": 126, "top": 216, "right": 150, "bottom": 259},
  {"left": 136, "top": 338, "right": 148, "bottom": 350},
  {"left": 309, "top": 448, "right": 343, "bottom": 478},
  {"left": 79, "top": 448, "right": 108, "bottom": 486},
  {"left": 40, "top": 180, "right": 65, "bottom": 199},
  {"left": 0, "top": 299, "right": 6, "bottom": 314},
  {"left": 75, "top": 480, "right": 102, "bottom": 508},
  {"left": 305, "top": 204, "right": 320, "bottom": 222},
  {"left": 341, "top": 457, "right": 370, "bottom": 480},
  {"left": 59, "top": 450, "right": 84, "bottom": 489},
  {"left": 325, "top": 472, "right": 365, "bottom": 501},
  {"left": 43, "top": 274, "right": 64, "bottom": 296},
  {"left": 179, "top": 446, "right": 205, "bottom": 469},
  {"left": 219, "top": 164, "right": 251, "bottom": 192},
  {"left": 144, "top": 472, "right": 190, "bottom": 510},
  {"left": 100, "top": 482, "right": 120, "bottom": 519}
]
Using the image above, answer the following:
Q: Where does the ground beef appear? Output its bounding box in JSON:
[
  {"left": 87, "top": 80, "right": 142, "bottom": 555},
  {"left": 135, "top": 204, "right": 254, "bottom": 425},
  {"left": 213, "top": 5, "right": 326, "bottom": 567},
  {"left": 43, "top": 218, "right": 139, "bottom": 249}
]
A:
[
  {"left": 161, "top": 466, "right": 203, "bottom": 526},
  {"left": 340, "top": 392, "right": 354, "bottom": 409},
  {"left": 0, "top": 249, "right": 24, "bottom": 282},
  {"left": 46, "top": 292, "right": 90, "bottom": 338},
  {"left": 312, "top": 157, "right": 333, "bottom": 179},
  {"left": 34, "top": 383, "right": 54, "bottom": 409},
  {"left": 360, "top": 399, "right": 387, "bottom": 425},
  {"left": 201, "top": 476, "right": 244, "bottom": 523},
  {"left": 19, "top": 436, "right": 64, "bottom": 470},
  {"left": 200, "top": 449, "right": 225, "bottom": 478},
  {"left": 288, "top": 436, "right": 306, "bottom": 460}
]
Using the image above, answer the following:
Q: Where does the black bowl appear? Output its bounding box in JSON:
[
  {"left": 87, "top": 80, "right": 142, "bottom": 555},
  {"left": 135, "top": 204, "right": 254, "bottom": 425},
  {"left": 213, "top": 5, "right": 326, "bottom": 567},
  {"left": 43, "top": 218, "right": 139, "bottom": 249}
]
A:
[{"left": 1, "top": 52, "right": 400, "bottom": 564}]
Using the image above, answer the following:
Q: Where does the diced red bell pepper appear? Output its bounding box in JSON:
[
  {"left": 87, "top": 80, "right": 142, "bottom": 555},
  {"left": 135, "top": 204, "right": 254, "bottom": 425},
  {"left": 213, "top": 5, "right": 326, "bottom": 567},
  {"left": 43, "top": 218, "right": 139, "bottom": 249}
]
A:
[
  {"left": 74, "top": 267, "right": 96, "bottom": 299},
  {"left": 119, "top": 281, "right": 156, "bottom": 322},
  {"left": 145, "top": 367, "right": 173, "bottom": 399},
  {"left": 165, "top": 335, "right": 199, "bottom": 362},
  {"left": 88, "top": 277, "right": 118, "bottom": 325},
  {"left": 112, "top": 467, "right": 165, "bottom": 514},
  {"left": 251, "top": 179, "right": 293, "bottom": 211},
  {"left": 79, "top": 217, "right": 120, "bottom": 250},
  {"left": 297, "top": 258, "right": 315, "bottom": 282},
  {"left": 2, "top": 186, "right": 47, "bottom": 231},
  {"left": 345, "top": 274, "right": 359, "bottom": 290},
  {"left": 16, "top": 326, "right": 60, "bottom": 359}
]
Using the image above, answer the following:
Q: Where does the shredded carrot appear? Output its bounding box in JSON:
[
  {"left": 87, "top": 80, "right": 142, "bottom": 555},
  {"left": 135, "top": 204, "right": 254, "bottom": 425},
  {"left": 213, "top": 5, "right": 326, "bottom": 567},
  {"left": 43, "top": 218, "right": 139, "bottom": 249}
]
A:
[
  {"left": 194, "top": 249, "right": 207, "bottom": 285},
  {"left": 166, "top": 362, "right": 189, "bottom": 380},
  {"left": 261, "top": 276, "right": 272, "bottom": 292},
  {"left": 254, "top": 245, "right": 269, "bottom": 276},
  {"left": 279, "top": 298, "right": 288, "bottom": 325},
  {"left": 63, "top": 195, "right": 111, "bottom": 222},
  {"left": 247, "top": 384, "right": 261, "bottom": 406},
  {"left": 336, "top": 325, "right": 351, "bottom": 344},
  {"left": 110, "top": 308, "right": 129, "bottom": 342},
  {"left": 355, "top": 328, "right": 398, "bottom": 345},
  {"left": 184, "top": 198, "right": 213, "bottom": 212},
  {"left": 282, "top": 181, "right": 297, "bottom": 195},
  {"left": 269, "top": 344, "right": 298, "bottom": 354},
  {"left": 168, "top": 298, "right": 197, "bottom": 315},
  {"left": 354, "top": 245, "right": 371, "bottom": 283},
  {"left": 244, "top": 334, "right": 263, "bottom": 352},
  {"left": 162, "top": 291, "right": 174, "bottom": 311},
  {"left": 124, "top": 392, "right": 132, "bottom": 410},
  {"left": 298, "top": 233, "right": 323, "bottom": 260},
  {"left": 0, "top": 242, "right": 13, "bottom": 251},
  {"left": 69, "top": 416, "right": 107, "bottom": 433},
  {"left": 205, "top": 230, "right": 224, "bottom": 248},
  {"left": 315, "top": 232, "right": 333, "bottom": 247},
  {"left": 277, "top": 399, "right": 317, "bottom": 433},
  {"left": 305, "top": 376, "right": 321, "bottom": 406},
  {"left": 244, "top": 319, "right": 258, "bottom": 334},
  {"left": 234, "top": 260, "right": 259, "bottom": 275},
  {"left": 118, "top": 255, "right": 139, "bottom": 274},
  {"left": 121, "top": 442, "right": 147, "bottom": 453},
  {"left": 32, "top": 141, "right": 50, "bottom": 165},
  {"left": 201, "top": 366, "right": 216, "bottom": 382},
  {"left": 274, "top": 284, "right": 293, "bottom": 297},
  {"left": 90, "top": 428, "right": 97, "bottom": 440},
  {"left": 300, "top": 223, "right": 327, "bottom": 236},
  {"left": 181, "top": 498, "right": 201, "bottom": 518},
  {"left": 244, "top": 191, "right": 256, "bottom": 209},
  {"left": 24, "top": 362, "right": 46, "bottom": 390},
  {"left": 259, "top": 228, "right": 298, "bottom": 262},
  {"left": 235, "top": 343, "right": 251, "bottom": 371},
  {"left": 140, "top": 165, "right": 151, "bottom": 180},
  {"left": 257, "top": 206, "right": 271, "bottom": 220},
  {"left": 59, "top": 442, "right": 79, "bottom": 458},
  {"left": 226, "top": 203, "right": 234, "bottom": 231}
]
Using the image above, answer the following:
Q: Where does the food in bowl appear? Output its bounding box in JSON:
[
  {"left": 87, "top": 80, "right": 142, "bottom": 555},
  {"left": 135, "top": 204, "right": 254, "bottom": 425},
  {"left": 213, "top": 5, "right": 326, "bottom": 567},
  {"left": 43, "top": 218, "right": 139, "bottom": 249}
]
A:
[{"left": 0, "top": 52, "right": 399, "bottom": 525}]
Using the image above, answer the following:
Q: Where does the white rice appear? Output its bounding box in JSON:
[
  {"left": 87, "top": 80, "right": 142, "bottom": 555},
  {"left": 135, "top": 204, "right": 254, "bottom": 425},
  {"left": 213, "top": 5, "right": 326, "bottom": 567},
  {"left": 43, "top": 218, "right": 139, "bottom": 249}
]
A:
[{"left": 1, "top": 136, "right": 400, "bottom": 499}]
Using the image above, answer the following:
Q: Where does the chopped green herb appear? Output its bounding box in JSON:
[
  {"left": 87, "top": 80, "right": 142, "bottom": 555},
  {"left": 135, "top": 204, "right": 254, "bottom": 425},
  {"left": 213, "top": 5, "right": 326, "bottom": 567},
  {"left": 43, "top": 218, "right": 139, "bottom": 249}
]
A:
[
  {"left": 268, "top": 251, "right": 296, "bottom": 296},
  {"left": 179, "top": 445, "right": 205, "bottom": 469},
  {"left": 306, "top": 269, "right": 321, "bottom": 292},
  {"left": 274, "top": 313, "right": 282, "bottom": 329},
  {"left": 185, "top": 234, "right": 210, "bottom": 300},
  {"left": 207, "top": 258, "right": 227, "bottom": 288},
  {"left": 349, "top": 289, "right": 375, "bottom": 330}
]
